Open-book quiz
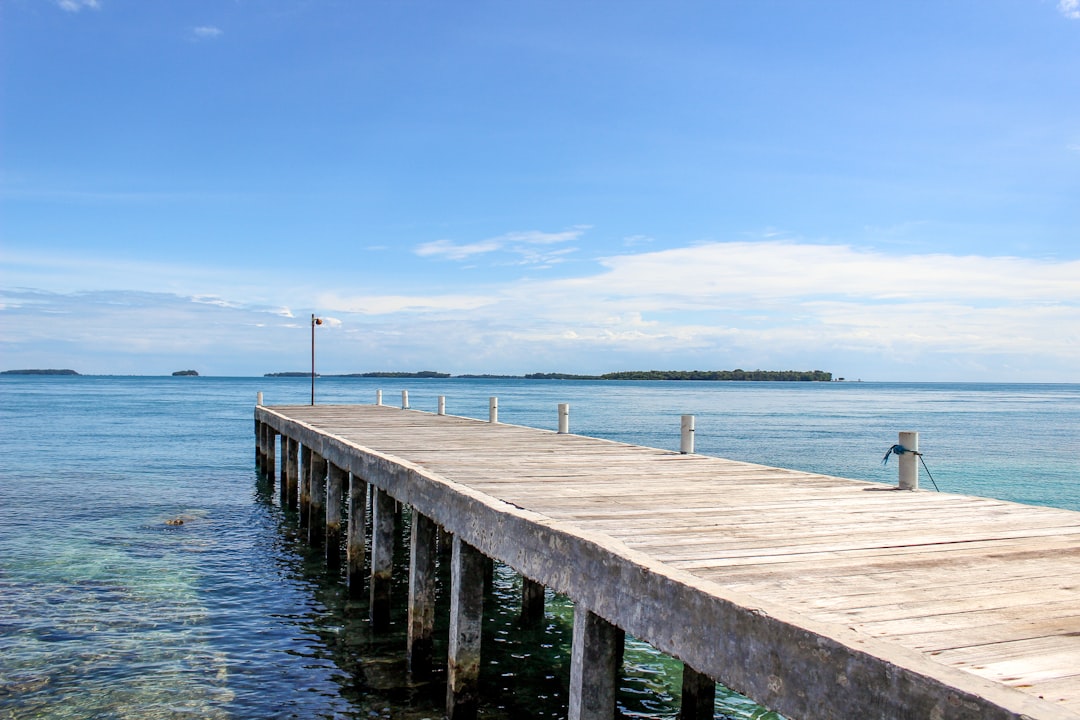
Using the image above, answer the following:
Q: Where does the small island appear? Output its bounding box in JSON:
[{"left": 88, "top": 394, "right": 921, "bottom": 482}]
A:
[
  {"left": 264, "top": 369, "right": 833, "bottom": 382},
  {"left": 1, "top": 369, "right": 80, "bottom": 376},
  {"left": 172, "top": 370, "right": 199, "bottom": 377}
]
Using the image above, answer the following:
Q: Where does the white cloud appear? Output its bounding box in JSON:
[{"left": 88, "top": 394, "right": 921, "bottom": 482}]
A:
[
  {"left": 414, "top": 227, "right": 587, "bottom": 264},
  {"left": 191, "top": 26, "right": 223, "bottom": 40},
  {"left": 317, "top": 292, "right": 497, "bottom": 314},
  {"left": 1060, "top": 0, "right": 1080, "bottom": 20},
  {"left": 57, "top": 0, "right": 99, "bottom": 12}
]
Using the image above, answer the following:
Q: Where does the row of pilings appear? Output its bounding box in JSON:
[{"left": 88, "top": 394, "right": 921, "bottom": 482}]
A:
[{"left": 254, "top": 409, "right": 720, "bottom": 720}]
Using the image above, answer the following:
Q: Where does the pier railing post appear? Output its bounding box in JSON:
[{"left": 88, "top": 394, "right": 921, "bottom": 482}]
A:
[
  {"left": 489, "top": 397, "right": 498, "bottom": 423},
  {"left": 438, "top": 396, "right": 446, "bottom": 415},
  {"left": 558, "top": 403, "right": 570, "bottom": 434},
  {"left": 680, "top": 415, "right": 695, "bottom": 454},
  {"left": 402, "top": 390, "right": 409, "bottom": 410},
  {"left": 899, "top": 431, "right": 919, "bottom": 490}
]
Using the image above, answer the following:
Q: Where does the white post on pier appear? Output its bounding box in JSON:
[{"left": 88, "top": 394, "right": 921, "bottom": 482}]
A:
[
  {"left": 438, "top": 396, "right": 446, "bottom": 416},
  {"left": 558, "top": 403, "right": 570, "bottom": 434},
  {"left": 257, "top": 391, "right": 263, "bottom": 406},
  {"left": 402, "top": 390, "right": 410, "bottom": 410},
  {"left": 489, "top": 397, "right": 498, "bottom": 423},
  {"left": 680, "top": 414, "right": 695, "bottom": 454},
  {"left": 898, "top": 431, "right": 919, "bottom": 491},
  {"left": 376, "top": 389, "right": 383, "bottom": 406}
]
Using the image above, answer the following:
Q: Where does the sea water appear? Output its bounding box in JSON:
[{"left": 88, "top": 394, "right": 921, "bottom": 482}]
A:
[{"left": 1, "top": 376, "right": 1077, "bottom": 719}]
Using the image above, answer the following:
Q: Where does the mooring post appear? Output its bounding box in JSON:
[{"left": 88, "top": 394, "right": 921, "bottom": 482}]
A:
[
  {"left": 679, "top": 664, "right": 716, "bottom": 720},
  {"left": 521, "top": 578, "right": 545, "bottom": 627},
  {"left": 376, "top": 389, "right": 383, "bottom": 406},
  {"left": 438, "top": 395, "right": 446, "bottom": 415},
  {"left": 347, "top": 473, "right": 368, "bottom": 599},
  {"left": 370, "top": 487, "right": 395, "bottom": 630},
  {"left": 257, "top": 391, "right": 263, "bottom": 406},
  {"left": 408, "top": 512, "right": 438, "bottom": 679},
  {"left": 299, "top": 445, "right": 312, "bottom": 529},
  {"left": 489, "top": 396, "right": 498, "bottom": 423},
  {"left": 447, "top": 536, "right": 486, "bottom": 720},
  {"left": 680, "top": 414, "right": 695, "bottom": 454},
  {"left": 326, "top": 463, "right": 346, "bottom": 567},
  {"left": 558, "top": 403, "right": 570, "bottom": 434},
  {"left": 308, "top": 452, "right": 328, "bottom": 547},
  {"left": 284, "top": 438, "right": 299, "bottom": 510},
  {"left": 402, "top": 390, "right": 409, "bottom": 410},
  {"left": 568, "top": 606, "right": 623, "bottom": 720},
  {"left": 899, "top": 430, "right": 919, "bottom": 490}
]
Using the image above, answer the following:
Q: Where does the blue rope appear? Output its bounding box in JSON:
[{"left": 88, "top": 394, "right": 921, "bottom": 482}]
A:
[{"left": 881, "top": 444, "right": 940, "bottom": 491}]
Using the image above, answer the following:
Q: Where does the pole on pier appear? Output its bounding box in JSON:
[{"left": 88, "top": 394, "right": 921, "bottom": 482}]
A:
[
  {"left": 310, "top": 314, "right": 322, "bottom": 406},
  {"left": 898, "top": 431, "right": 919, "bottom": 490},
  {"left": 568, "top": 606, "right": 623, "bottom": 720},
  {"left": 438, "top": 396, "right": 446, "bottom": 415},
  {"left": 447, "top": 536, "right": 486, "bottom": 720},
  {"left": 402, "top": 390, "right": 410, "bottom": 409},
  {"left": 326, "top": 463, "right": 346, "bottom": 567},
  {"left": 370, "top": 487, "right": 395, "bottom": 630},
  {"left": 376, "top": 389, "right": 383, "bottom": 406},
  {"left": 558, "top": 403, "right": 570, "bottom": 434},
  {"left": 680, "top": 415, "right": 695, "bottom": 454},
  {"left": 489, "top": 397, "right": 498, "bottom": 423},
  {"left": 347, "top": 473, "right": 368, "bottom": 599},
  {"left": 408, "top": 512, "right": 438, "bottom": 679}
]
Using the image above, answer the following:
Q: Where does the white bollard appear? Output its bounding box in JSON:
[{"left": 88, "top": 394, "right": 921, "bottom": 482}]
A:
[
  {"left": 558, "top": 403, "right": 570, "bottom": 434},
  {"left": 898, "top": 431, "right": 919, "bottom": 490},
  {"left": 376, "top": 389, "right": 383, "bottom": 406},
  {"left": 257, "top": 392, "right": 263, "bottom": 406},
  {"left": 438, "top": 396, "right": 446, "bottom": 416},
  {"left": 489, "top": 397, "right": 498, "bottom": 423},
  {"left": 680, "top": 415, "right": 695, "bottom": 454},
  {"left": 402, "top": 390, "right": 410, "bottom": 410}
]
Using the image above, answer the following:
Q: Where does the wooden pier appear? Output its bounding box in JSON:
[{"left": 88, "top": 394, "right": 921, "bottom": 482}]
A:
[{"left": 254, "top": 401, "right": 1080, "bottom": 720}]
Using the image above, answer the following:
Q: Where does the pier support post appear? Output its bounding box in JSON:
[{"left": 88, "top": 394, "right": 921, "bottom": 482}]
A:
[
  {"left": 308, "top": 452, "right": 328, "bottom": 547},
  {"left": 447, "top": 536, "right": 486, "bottom": 720},
  {"left": 408, "top": 512, "right": 438, "bottom": 679},
  {"left": 326, "top": 463, "right": 346, "bottom": 567},
  {"left": 680, "top": 415, "right": 695, "bottom": 454},
  {"left": 370, "top": 487, "right": 395, "bottom": 630},
  {"left": 568, "top": 607, "right": 623, "bottom": 720},
  {"left": 489, "top": 396, "right": 498, "bottom": 423},
  {"left": 255, "top": 421, "right": 265, "bottom": 472},
  {"left": 521, "top": 578, "right": 545, "bottom": 627},
  {"left": 284, "top": 438, "right": 299, "bottom": 511},
  {"left": 299, "top": 446, "right": 312, "bottom": 529},
  {"left": 679, "top": 664, "right": 716, "bottom": 720},
  {"left": 347, "top": 473, "right": 368, "bottom": 599},
  {"left": 899, "top": 431, "right": 919, "bottom": 490},
  {"left": 558, "top": 403, "right": 570, "bottom": 434},
  {"left": 265, "top": 427, "right": 276, "bottom": 488}
]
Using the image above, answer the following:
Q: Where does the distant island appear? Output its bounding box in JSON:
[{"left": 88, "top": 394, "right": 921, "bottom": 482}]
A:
[
  {"left": 172, "top": 370, "right": 199, "bottom": 376},
  {"left": 265, "top": 369, "right": 833, "bottom": 382},
  {"left": 1, "top": 369, "right": 80, "bottom": 376}
]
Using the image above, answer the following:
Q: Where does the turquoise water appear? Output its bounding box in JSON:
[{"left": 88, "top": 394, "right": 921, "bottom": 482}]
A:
[{"left": 1, "top": 376, "right": 1077, "bottom": 718}]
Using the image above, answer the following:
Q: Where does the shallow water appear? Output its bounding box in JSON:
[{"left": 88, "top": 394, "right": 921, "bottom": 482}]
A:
[{"left": 1, "top": 376, "right": 1077, "bottom": 718}]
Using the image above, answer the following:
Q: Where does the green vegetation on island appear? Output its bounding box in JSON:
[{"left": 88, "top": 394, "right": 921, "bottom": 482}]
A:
[
  {"left": 172, "top": 370, "right": 199, "bottom": 376},
  {"left": 1, "top": 369, "right": 80, "bottom": 376},
  {"left": 265, "top": 369, "right": 833, "bottom": 381},
  {"left": 337, "top": 371, "right": 451, "bottom": 378}
]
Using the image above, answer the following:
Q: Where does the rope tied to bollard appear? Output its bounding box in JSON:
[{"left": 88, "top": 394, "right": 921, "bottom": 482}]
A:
[{"left": 881, "top": 444, "right": 940, "bottom": 491}]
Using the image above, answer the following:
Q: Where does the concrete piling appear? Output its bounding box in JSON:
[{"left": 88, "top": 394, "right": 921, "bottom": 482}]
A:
[
  {"left": 568, "top": 607, "right": 623, "bottom": 720},
  {"left": 308, "top": 452, "right": 327, "bottom": 546},
  {"left": 370, "top": 487, "right": 395, "bottom": 630},
  {"left": 447, "top": 536, "right": 486, "bottom": 720},
  {"left": 680, "top": 664, "right": 716, "bottom": 720},
  {"left": 407, "top": 512, "right": 438, "bottom": 679},
  {"left": 347, "top": 473, "right": 367, "bottom": 599},
  {"left": 326, "top": 463, "right": 346, "bottom": 567},
  {"left": 521, "top": 578, "right": 545, "bottom": 627},
  {"left": 299, "top": 445, "right": 312, "bottom": 529}
]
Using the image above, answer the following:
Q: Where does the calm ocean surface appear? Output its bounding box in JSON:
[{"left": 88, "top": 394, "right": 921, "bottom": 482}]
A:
[{"left": 2, "top": 376, "right": 1078, "bottom": 719}]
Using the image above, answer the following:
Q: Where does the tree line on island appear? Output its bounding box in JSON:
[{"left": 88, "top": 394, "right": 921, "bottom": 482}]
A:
[{"left": 265, "top": 369, "right": 834, "bottom": 382}]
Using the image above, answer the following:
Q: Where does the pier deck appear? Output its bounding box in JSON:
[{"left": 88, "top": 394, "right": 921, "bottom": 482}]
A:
[{"left": 256, "top": 403, "right": 1080, "bottom": 720}]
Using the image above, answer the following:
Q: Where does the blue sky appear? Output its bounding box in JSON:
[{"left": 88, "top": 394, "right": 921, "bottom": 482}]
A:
[{"left": 2, "top": 0, "right": 1078, "bottom": 380}]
